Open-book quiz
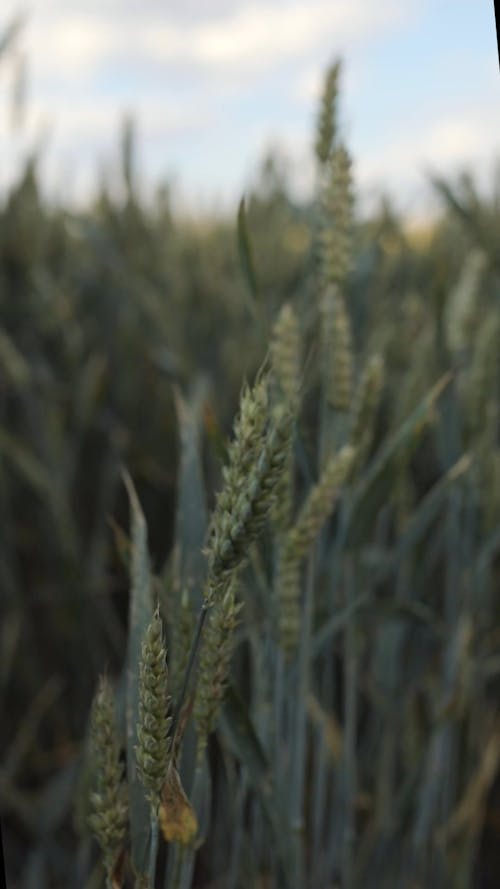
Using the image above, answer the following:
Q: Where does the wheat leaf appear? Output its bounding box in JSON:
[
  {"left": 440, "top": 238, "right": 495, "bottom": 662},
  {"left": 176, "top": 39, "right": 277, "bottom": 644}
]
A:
[{"left": 122, "top": 469, "right": 154, "bottom": 879}]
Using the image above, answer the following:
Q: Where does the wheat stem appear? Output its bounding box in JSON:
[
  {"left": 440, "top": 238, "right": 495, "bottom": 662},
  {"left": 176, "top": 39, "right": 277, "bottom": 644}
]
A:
[
  {"left": 176, "top": 761, "right": 205, "bottom": 889},
  {"left": 290, "top": 550, "right": 315, "bottom": 888},
  {"left": 170, "top": 599, "right": 209, "bottom": 746},
  {"left": 148, "top": 816, "right": 159, "bottom": 888},
  {"left": 342, "top": 554, "right": 357, "bottom": 889}
]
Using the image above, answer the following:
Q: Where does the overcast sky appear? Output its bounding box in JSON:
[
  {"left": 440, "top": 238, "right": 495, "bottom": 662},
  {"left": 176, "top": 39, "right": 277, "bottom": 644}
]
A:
[{"left": 0, "top": 1, "right": 498, "bottom": 219}]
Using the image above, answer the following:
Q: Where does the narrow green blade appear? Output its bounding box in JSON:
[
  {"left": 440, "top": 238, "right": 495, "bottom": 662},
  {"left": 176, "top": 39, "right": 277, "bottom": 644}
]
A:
[
  {"left": 172, "top": 380, "right": 208, "bottom": 604},
  {"left": 347, "top": 372, "right": 453, "bottom": 544},
  {"left": 220, "top": 683, "right": 293, "bottom": 886},
  {"left": 237, "top": 196, "right": 259, "bottom": 309},
  {"left": 123, "top": 470, "right": 154, "bottom": 879}
]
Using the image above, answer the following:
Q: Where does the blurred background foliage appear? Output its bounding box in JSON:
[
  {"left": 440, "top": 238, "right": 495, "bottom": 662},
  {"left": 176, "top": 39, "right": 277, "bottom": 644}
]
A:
[{"left": 1, "top": 15, "right": 500, "bottom": 889}]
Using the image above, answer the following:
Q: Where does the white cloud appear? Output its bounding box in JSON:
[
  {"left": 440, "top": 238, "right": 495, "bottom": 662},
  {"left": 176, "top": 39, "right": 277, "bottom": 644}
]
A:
[
  {"left": 235, "top": 102, "right": 500, "bottom": 221},
  {"left": 345, "top": 105, "right": 500, "bottom": 220},
  {"left": 0, "top": 0, "right": 414, "bottom": 197},
  {"left": 355, "top": 107, "right": 500, "bottom": 188},
  {"left": 0, "top": 90, "right": 209, "bottom": 142},
  {"left": 34, "top": 18, "right": 113, "bottom": 75},
  {"left": 12, "top": 0, "right": 413, "bottom": 83},
  {"left": 425, "top": 118, "right": 496, "bottom": 164},
  {"left": 2, "top": 0, "right": 497, "bottom": 219},
  {"left": 180, "top": 1, "right": 405, "bottom": 68}
]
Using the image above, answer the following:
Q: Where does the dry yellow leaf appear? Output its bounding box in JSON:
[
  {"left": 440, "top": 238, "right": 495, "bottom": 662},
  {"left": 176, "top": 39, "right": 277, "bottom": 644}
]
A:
[
  {"left": 159, "top": 765, "right": 198, "bottom": 845},
  {"left": 110, "top": 848, "right": 126, "bottom": 889}
]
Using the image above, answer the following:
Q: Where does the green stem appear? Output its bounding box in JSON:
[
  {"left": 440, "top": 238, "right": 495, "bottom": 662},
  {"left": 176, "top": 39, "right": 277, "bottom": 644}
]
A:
[
  {"left": 165, "top": 602, "right": 209, "bottom": 889},
  {"left": 342, "top": 555, "right": 357, "bottom": 889},
  {"left": 228, "top": 770, "right": 248, "bottom": 889},
  {"left": 176, "top": 758, "right": 205, "bottom": 889},
  {"left": 148, "top": 814, "right": 159, "bottom": 888},
  {"left": 170, "top": 600, "right": 209, "bottom": 746},
  {"left": 170, "top": 843, "right": 185, "bottom": 889},
  {"left": 310, "top": 725, "right": 328, "bottom": 888},
  {"left": 289, "top": 551, "right": 315, "bottom": 888},
  {"left": 273, "top": 647, "right": 285, "bottom": 783}
]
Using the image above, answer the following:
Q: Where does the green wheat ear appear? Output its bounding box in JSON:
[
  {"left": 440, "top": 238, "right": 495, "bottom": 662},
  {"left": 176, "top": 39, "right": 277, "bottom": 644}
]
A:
[
  {"left": 204, "top": 378, "right": 295, "bottom": 604},
  {"left": 277, "top": 444, "right": 355, "bottom": 656},
  {"left": 321, "top": 288, "right": 353, "bottom": 414},
  {"left": 289, "top": 443, "right": 355, "bottom": 561},
  {"left": 319, "top": 144, "right": 354, "bottom": 290},
  {"left": 88, "top": 676, "right": 128, "bottom": 881},
  {"left": 276, "top": 545, "right": 301, "bottom": 656},
  {"left": 350, "top": 353, "right": 384, "bottom": 468},
  {"left": 194, "top": 574, "right": 242, "bottom": 755},
  {"left": 315, "top": 59, "right": 342, "bottom": 165},
  {"left": 135, "top": 606, "right": 172, "bottom": 813},
  {"left": 270, "top": 302, "right": 301, "bottom": 533},
  {"left": 270, "top": 302, "right": 301, "bottom": 405}
]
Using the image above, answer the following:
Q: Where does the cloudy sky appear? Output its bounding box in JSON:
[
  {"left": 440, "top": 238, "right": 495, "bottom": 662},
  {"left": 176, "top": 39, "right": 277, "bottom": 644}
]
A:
[{"left": 0, "top": 1, "right": 498, "bottom": 218}]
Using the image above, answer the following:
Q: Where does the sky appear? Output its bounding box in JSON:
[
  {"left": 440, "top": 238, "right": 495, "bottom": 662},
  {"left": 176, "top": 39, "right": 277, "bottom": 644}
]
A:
[{"left": 0, "top": 0, "right": 499, "bottom": 220}]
